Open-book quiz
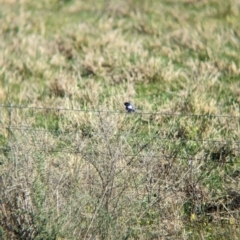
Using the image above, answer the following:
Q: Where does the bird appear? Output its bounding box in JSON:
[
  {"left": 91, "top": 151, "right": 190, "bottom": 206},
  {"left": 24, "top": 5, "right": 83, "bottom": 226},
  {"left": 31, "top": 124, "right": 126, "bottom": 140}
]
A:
[{"left": 124, "top": 102, "right": 135, "bottom": 113}]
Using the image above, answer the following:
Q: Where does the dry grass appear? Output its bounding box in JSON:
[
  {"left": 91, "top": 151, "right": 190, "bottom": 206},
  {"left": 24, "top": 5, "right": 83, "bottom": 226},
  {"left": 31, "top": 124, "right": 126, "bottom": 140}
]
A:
[{"left": 0, "top": 0, "right": 240, "bottom": 239}]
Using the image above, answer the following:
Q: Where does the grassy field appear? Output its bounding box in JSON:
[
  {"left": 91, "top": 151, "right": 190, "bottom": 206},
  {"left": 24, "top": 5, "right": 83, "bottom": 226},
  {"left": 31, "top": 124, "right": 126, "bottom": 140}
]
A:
[{"left": 0, "top": 0, "right": 240, "bottom": 239}]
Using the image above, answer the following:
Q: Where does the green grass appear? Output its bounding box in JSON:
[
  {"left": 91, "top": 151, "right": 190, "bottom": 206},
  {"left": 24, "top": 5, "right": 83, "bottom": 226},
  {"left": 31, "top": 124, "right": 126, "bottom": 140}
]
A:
[{"left": 1, "top": 0, "right": 240, "bottom": 239}]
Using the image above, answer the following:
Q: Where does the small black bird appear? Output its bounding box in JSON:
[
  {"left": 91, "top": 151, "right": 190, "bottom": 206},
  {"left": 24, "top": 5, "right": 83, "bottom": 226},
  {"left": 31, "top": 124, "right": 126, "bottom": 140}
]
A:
[{"left": 124, "top": 102, "right": 135, "bottom": 113}]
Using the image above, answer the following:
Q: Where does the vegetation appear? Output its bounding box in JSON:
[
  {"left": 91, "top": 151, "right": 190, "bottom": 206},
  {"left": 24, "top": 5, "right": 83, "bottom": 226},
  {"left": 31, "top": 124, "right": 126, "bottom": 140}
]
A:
[{"left": 0, "top": 0, "right": 240, "bottom": 239}]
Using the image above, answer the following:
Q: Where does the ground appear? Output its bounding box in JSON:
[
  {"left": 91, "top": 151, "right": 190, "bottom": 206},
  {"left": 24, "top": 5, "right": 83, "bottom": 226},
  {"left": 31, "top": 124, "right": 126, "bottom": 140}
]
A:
[{"left": 0, "top": 0, "right": 240, "bottom": 239}]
